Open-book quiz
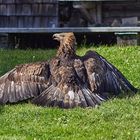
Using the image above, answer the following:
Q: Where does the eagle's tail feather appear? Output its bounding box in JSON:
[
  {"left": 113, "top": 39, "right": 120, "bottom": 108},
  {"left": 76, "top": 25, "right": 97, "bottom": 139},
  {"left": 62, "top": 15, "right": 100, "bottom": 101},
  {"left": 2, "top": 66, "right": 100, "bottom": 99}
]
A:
[{"left": 32, "top": 85, "right": 105, "bottom": 108}]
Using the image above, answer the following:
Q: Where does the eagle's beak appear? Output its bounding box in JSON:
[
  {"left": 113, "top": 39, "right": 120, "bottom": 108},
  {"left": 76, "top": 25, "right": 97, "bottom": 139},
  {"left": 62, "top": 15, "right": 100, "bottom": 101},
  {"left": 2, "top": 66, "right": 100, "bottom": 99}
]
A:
[{"left": 53, "top": 33, "right": 60, "bottom": 41}]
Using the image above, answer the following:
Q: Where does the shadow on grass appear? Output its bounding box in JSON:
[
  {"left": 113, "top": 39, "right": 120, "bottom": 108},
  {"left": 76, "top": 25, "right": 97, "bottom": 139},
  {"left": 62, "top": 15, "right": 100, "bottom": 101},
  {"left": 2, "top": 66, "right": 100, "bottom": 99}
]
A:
[
  {"left": 0, "top": 105, "right": 5, "bottom": 114},
  {"left": 114, "top": 88, "right": 140, "bottom": 100}
]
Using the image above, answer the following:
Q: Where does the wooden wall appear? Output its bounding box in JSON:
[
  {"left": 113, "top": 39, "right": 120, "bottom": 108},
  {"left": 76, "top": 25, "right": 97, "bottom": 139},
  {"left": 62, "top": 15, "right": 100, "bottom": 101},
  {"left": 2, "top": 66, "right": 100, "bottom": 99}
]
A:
[
  {"left": 0, "top": 0, "right": 140, "bottom": 28},
  {"left": 102, "top": 1, "right": 140, "bottom": 25},
  {"left": 0, "top": 0, "right": 58, "bottom": 28}
]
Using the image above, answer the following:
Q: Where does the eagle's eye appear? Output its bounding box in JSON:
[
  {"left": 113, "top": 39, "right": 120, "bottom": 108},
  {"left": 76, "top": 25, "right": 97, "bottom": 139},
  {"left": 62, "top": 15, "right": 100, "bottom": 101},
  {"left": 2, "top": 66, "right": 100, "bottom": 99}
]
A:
[{"left": 60, "top": 34, "right": 65, "bottom": 37}]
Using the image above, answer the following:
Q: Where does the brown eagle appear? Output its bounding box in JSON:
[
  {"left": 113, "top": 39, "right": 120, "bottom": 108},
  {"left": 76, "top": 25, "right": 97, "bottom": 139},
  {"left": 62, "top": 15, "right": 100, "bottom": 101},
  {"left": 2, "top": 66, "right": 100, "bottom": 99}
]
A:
[{"left": 0, "top": 32, "right": 137, "bottom": 108}]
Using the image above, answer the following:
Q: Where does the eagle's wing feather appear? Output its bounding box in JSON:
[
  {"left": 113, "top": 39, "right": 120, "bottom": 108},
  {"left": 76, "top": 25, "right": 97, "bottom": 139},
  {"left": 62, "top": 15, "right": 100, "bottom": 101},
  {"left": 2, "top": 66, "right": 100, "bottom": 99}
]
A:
[
  {"left": 0, "top": 61, "right": 50, "bottom": 104},
  {"left": 32, "top": 62, "right": 104, "bottom": 108},
  {"left": 32, "top": 84, "right": 104, "bottom": 108},
  {"left": 81, "top": 50, "right": 137, "bottom": 98},
  {"left": 32, "top": 32, "right": 137, "bottom": 108}
]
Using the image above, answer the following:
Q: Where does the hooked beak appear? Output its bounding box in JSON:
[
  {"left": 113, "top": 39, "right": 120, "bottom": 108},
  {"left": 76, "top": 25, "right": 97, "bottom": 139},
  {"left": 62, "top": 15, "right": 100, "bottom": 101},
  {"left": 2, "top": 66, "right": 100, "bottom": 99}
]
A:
[{"left": 53, "top": 33, "right": 60, "bottom": 41}]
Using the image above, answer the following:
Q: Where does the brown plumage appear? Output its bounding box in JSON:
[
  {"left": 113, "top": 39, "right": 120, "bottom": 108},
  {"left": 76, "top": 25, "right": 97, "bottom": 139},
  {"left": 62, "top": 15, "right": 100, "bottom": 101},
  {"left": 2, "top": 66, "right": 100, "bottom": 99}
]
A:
[
  {"left": 0, "top": 32, "right": 137, "bottom": 108},
  {"left": 0, "top": 62, "right": 49, "bottom": 103},
  {"left": 32, "top": 32, "right": 137, "bottom": 108}
]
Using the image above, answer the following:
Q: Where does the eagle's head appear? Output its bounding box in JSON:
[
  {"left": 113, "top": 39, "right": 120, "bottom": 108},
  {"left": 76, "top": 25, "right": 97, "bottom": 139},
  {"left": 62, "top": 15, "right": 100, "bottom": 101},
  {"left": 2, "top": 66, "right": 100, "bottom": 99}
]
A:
[
  {"left": 53, "top": 32, "right": 77, "bottom": 58},
  {"left": 53, "top": 32, "right": 76, "bottom": 46}
]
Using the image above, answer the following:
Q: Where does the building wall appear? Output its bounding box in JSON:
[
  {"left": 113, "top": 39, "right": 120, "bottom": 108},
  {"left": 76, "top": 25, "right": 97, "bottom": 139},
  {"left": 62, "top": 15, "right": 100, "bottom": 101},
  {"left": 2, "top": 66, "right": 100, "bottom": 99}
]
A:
[
  {"left": 59, "top": 1, "right": 140, "bottom": 27},
  {"left": 0, "top": 0, "right": 139, "bottom": 28},
  {"left": 0, "top": 0, "right": 58, "bottom": 28},
  {"left": 102, "top": 1, "right": 140, "bottom": 26}
]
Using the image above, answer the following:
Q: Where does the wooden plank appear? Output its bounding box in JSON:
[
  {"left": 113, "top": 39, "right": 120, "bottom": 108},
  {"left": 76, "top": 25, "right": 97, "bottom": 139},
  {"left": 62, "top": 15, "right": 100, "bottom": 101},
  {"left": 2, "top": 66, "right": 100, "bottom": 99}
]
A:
[
  {"left": 0, "top": 34, "right": 9, "bottom": 48},
  {"left": 47, "top": 4, "right": 57, "bottom": 16},
  {"left": 116, "top": 33, "right": 138, "bottom": 46},
  {"left": 96, "top": 2, "right": 102, "bottom": 24},
  {"left": 32, "top": 3, "right": 57, "bottom": 16},
  {"left": 32, "top": 4, "right": 39, "bottom": 15},
  {"left": 0, "top": 0, "right": 134, "bottom": 4},
  {"left": 7, "top": 4, "right": 16, "bottom": 16},
  {"left": 102, "top": 1, "right": 140, "bottom": 26},
  {"left": 103, "top": 2, "right": 140, "bottom": 12},
  {"left": 42, "top": 4, "right": 49, "bottom": 15},
  {"left": 15, "top": 0, "right": 33, "bottom": 4},
  {"left": 0, "top": 0, "right": 15, "bottom": 4},
  {"left": 17, "top": 17, "right": 24, "bottom": 27},
  {"left": 59, "top": 0, "right": 136, "bottom": 1},
  {"left": 48, "top": 17, "right": 57, "bottom": 27},
  {"left": 103, "top": 1, "right": 137, "bottom": 6},
  {"left": 14, "top": 0, "right": 58, "bottom": 4},
  {"left": 21, "top": 4, "right": 31, "bottom": 15},
  {"left": 103, "top": 11, "right": 140, "bottom": 18},
  {"left": 23, "top": 17, "right": 33, "bottom": 27},
  {"left": 0, "top": 27, "right": 140, "bottom": 33},
  {"left": 0, "top": 4, "right": 7, "bottom": 15},
  {"left": 8, "top": 17, "right": 18, "bottom": 27},
  {"left": 0, "top": 4, "right": 57, "bottom": 16},
  {"left": 37, "top": 3, "right": 57, "bottom": 16},
  {"left": 33, "top": 0, "right": 42, "bottom": 3},
  {"left": 38, "top": 3, "right": 43, "bottom": 15},
  {"left": 122, "top": 17, "right": 138, "bottom": 26},
  {"left": 33, "top": 17, "right": 41, "bottom": 27},
  {"left": 16, "top": 4, "right": 22, "bottom": 15},
  {"left": 35, "top": 0, "right": 58, "bottom": 3},
  {"left": 40, "top": 17, "right": 48, "bottom": 27},
  {"left": 15, "top": 4, "right": 32, "bottom": 15},
  {"left": 0, "top": 17, "right": 8, "bottom": 27}
]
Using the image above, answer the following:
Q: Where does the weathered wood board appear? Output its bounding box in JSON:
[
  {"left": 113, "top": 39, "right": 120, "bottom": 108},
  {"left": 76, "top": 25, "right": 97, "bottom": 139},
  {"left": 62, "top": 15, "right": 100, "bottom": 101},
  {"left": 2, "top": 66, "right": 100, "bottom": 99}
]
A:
[
  {"left": 102, "top": 1, "right": 140, "bottom": 26},
  {"left": 0, "top": 0, "right": 58, "bottom": 28}
]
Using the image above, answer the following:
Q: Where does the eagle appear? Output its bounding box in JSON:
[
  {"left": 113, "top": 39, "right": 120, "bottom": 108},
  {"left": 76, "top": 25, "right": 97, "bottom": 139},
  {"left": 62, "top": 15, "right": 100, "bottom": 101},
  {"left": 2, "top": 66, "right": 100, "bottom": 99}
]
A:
[{"left": 0, "top": 32, "right": 137, "bottom": 108}]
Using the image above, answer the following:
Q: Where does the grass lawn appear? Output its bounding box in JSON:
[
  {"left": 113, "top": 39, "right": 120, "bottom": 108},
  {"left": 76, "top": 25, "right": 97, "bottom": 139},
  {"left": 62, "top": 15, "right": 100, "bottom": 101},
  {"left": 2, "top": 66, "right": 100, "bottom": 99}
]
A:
[{"left": 0, "top": 46, "right": 140, "bottom": 140}]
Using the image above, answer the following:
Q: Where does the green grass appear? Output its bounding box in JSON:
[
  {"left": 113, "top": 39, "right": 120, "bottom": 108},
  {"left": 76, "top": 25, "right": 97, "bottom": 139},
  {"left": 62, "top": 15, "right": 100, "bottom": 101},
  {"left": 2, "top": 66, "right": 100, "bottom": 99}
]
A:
[{"left": 0, "top": 46, "right": 140, "bottom": 140}]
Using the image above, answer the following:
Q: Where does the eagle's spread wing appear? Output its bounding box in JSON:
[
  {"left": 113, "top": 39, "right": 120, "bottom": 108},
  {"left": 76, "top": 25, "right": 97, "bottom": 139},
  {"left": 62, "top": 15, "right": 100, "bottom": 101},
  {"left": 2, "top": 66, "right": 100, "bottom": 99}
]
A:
[
  {"left": 0, "top": 62, "right": 50, "bottom": 104},
  {"left": 1, "top": 32, "right": 136, "bottom": 108},
  {"left": 80, "top": 50, "right": 137, "bottom": 98},
  {"left": 32, "top": 32, "right": 137, "bottom": 108}
]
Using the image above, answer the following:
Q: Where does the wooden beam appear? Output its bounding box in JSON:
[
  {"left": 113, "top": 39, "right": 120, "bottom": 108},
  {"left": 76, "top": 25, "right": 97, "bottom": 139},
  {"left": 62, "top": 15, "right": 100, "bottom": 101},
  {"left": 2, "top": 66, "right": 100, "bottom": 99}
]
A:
[
  {"left": 96, "top": 2, "right": 102, "bottom": 24},
  {"left": 0, "top": 27, "right": 140, "bottom": 33},
  {"left": 59, "top": 0, "right": 136, "bottom": 1}
]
